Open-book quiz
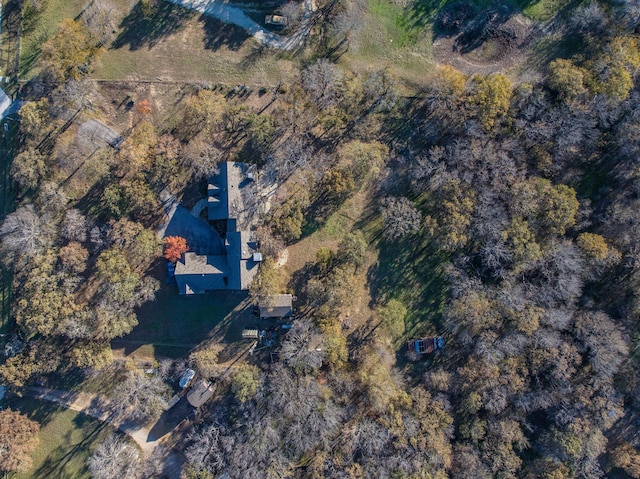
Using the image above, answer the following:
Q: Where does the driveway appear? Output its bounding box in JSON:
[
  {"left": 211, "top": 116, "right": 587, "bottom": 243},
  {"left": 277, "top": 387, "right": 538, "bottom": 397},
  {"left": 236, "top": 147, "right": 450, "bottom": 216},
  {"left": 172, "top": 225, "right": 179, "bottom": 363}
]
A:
[
  {"left": 166, "top": 0, "right": 317, "bottom": 50},
  {"left": 158, "top": 190, "right": 224, "bottom": 255},
  {"left": 26, "top": 387, "right": 188, "bottom": 475}
]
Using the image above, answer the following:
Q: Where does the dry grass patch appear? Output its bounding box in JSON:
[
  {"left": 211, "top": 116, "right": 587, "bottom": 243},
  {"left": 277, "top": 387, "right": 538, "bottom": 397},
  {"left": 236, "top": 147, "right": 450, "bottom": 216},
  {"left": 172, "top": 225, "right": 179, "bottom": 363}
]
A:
[{"left": 96, "top": 15, "right": 298, "bottom": 85}]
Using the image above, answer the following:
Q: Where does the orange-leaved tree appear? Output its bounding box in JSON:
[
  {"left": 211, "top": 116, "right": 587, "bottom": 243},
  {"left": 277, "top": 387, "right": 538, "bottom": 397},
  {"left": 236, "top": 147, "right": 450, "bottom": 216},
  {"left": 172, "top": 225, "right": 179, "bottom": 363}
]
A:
[
  {"left": 136, "top": 99, "right": 152, "bottom": 117},
  {"left": 163, "top": 236, "right": 188, "bottom": 262}
]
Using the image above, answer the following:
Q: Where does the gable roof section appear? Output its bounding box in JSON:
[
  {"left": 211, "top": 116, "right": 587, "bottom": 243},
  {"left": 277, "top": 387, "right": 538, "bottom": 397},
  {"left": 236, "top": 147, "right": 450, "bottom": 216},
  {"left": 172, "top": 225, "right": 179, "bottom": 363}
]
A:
[
  {"left": 208, "top": 162, "right": 257, "bottom": 229},
  {"left": 175, "top": 253, "right": 229, "bottom": 294},
  {"left": 226, "top": 230, "right": 259, "bottom": 290},
  {"left": 207, "top": 162, "right": 229, "bottom": 221}
]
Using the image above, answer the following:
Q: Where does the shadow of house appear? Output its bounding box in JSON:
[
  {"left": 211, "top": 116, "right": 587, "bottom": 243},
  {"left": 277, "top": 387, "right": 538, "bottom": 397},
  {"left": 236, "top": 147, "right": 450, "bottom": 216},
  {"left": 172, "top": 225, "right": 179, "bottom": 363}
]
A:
[
  {"left": 199, "top": 14, "right": 251, "bottom": 51},
  {"left": 162, "top": 204, "right": 225, "bottom": 256},
  {"left": 112, "top": 0, "right": 196, "bottom": 51},
  {"left": 147, "top": 396, "right": 193, "bottom": 442},
  {"left": 175, "top": 162, "right": 262, "bottom": 295}
]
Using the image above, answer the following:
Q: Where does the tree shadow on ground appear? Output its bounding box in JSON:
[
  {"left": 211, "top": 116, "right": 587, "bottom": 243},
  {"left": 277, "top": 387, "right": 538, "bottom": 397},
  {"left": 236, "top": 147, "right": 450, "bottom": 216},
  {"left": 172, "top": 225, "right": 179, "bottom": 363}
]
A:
[
  {"left": 367, "top": 234, "right": 449, "bottom": 340},
  {"left": 112, "top": 1, "right": 196, "bottom": 51},
  {"left": 199, "top": 15, "right": 251, "bottom": 51},
  {"left": 523, "top": 29, "right": 585, "bottom": 72},
  {"left": 6, "top": 396, "right": 59, "bottom": 427},
  {"left": 32, "top": 417, "right": 107, "bottom": 479},
  {"left": 122, "top": 287, "right": 250, "bottom": 360}
]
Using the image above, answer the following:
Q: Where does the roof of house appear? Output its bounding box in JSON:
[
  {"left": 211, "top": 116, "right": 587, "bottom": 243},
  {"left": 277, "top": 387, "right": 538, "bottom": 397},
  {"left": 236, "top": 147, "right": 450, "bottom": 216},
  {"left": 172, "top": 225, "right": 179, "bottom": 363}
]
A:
[
  {"left": 174, "top": 161, "right": 262, "bottom": 295},
  {"left": 259, "top": 294, "right": 293, "bottom": 318},
  {"left": 208, "top": 162, "right": 258, "bottom": 230},
  {"left": 226, "top": 230, "right": 260, "bottom": 290},
  {"left": 174, "top": 253, "right": 229, "bottom": 294}
]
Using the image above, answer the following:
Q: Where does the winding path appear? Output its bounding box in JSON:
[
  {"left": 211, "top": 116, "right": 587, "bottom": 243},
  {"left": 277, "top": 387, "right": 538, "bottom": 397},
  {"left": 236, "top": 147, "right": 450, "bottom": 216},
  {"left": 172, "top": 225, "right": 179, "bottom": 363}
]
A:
[{"left": 165, "top": 0, "right": 317, "bottom": 50}]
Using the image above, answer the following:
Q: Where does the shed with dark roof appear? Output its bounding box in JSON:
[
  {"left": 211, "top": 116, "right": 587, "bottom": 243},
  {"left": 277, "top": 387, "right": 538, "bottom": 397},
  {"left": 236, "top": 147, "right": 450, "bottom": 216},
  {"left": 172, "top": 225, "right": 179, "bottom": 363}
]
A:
[{"left": 259, "top": 294, "right": 293, "bottom": 319}]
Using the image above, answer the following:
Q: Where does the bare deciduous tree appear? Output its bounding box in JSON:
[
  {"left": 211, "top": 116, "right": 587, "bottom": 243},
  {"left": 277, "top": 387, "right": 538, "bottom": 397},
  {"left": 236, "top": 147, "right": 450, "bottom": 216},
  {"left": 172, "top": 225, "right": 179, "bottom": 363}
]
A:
[
  {"left": 380, "top": 196, "right": 423, "bottom": 240},
  {"left": 301, "top": 59, "right": 342, "bottom": 108},
  {"left": 61, "top": 208, "right": 89, "bottom": 243},
  {"left": 82, "top": 0, "right": 119, "bottom": 47},
  {"left": 574, "top": 310, "right": 628, "bottom": 380},
  {"left": 181, "top": 141, "right": 223, "bottom": 181},
  {"left": 0, "top": 205, "right": 51, "bottom": 258},
  {"left": 110, "top": 371, "right": 170, "bottom": 422},
  {"left": 88, "top": 434, "right": 141, "bottom": 479},
  {"left": 279, "top": 321, "right": 326, "bottom": 374}
]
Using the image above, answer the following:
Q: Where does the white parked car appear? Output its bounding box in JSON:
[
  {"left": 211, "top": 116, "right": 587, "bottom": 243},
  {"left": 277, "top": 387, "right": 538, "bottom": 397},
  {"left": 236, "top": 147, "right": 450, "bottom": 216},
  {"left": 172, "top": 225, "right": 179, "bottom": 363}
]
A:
[{"left": 179, "top": 368, "right": 196, "bottom": 389}]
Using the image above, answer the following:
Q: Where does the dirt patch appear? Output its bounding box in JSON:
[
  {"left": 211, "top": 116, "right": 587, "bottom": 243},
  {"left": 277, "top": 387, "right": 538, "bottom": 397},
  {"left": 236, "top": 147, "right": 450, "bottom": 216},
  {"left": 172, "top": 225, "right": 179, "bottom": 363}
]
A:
[{"left": 433, "top": 7, "right": 542, "bottom": 75}]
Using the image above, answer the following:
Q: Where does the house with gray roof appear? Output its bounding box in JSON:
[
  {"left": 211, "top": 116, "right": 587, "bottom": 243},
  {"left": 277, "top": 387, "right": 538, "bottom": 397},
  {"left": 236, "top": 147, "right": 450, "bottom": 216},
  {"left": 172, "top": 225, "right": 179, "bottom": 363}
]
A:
[{"left": 175, "top": 162, "right": 262, "bottom": 295}]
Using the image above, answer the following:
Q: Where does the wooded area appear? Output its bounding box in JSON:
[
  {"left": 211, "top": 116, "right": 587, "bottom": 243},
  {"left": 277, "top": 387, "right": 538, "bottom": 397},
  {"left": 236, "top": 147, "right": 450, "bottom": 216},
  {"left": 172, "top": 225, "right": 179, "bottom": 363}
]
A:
[{"left": 1, "top": 0, "right": 640, "bottom": 477}]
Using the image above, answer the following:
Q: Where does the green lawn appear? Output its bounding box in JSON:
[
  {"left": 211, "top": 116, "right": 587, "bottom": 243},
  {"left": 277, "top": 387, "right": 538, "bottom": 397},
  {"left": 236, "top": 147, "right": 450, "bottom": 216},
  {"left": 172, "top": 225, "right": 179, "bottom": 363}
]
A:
[
  {"left": 357, "top": 193, "right": 449, "bottom": 344},
  {"left": 6, "top": 398, "right": 121, "bottom": 479},
  {"left": 113, "top": 279, "right": 253, "bottom": 359},
  {"left": 19, "top": 0, "right": 88, "bottom": 77},
  {"left": 344, "top": 0, "right": 434, "bottom": 85},
  {"left": 371, "top": 233, "right": 449, "bottom": 341},
  {"left": 522, "top": 0, "right": 573, "bottom": 21}
]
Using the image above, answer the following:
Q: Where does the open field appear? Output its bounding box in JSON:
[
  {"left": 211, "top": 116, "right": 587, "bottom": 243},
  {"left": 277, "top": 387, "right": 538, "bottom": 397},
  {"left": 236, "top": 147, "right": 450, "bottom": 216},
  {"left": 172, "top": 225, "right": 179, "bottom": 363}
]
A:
[
  {"left": 344, "top": 0, "right": 568, "bottom": 82},
  {"left": 6, "top": 397, "right": 120, "bottom": 479},
  {"left": 20, "top": 0, "right": 298, "bottom": 86},
  {"left": 97, "top": 7, "right": 297, "bottom": 85},
  {"left": 343, "top": 0, "right": 435, "bottom": 85},
  {"left": 18, "top": 0, "right": 563, "bottom": 90},
  {"left": 19, "top": 0, "right": 96, "bottom": 77}
]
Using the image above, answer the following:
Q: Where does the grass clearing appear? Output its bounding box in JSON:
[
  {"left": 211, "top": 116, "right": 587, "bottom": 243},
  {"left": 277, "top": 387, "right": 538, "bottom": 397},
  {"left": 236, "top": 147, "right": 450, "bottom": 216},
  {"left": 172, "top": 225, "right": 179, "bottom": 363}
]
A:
[
  {"left": 358, "top": 193, "right": 449, "bottom": 343},
  {"left": 521, "top": 0, "right": 573, "bottom": 21},
  {"left": 113, "top": 271, "right": 253, "bottom": 359},
  {"left": 370, "top": 232, "right": 449, "bottom": 340},
  {"left": 19, "top": 0, "right": 86, "bottom": 77},
  {"left": 20, "top": 0, "right": 298, "bottom": 86},
  {"left": 96, "top": 16, "right": 296, "bottom": 85},
  {"left": 345, "top": 0, "right": 434, "bottom": 84},
  {"left": 7, "top": 398, "right": 120, "bottom": 479}
]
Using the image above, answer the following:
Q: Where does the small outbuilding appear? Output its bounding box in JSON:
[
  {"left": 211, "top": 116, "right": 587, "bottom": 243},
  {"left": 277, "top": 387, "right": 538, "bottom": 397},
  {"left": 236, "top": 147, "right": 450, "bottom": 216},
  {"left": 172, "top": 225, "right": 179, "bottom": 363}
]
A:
[
  {"left": 187, "top": 379, "right": 216, "bottom": 408},
  {"left": 259, "top": 294, "right": 293, "bottom": 319}
]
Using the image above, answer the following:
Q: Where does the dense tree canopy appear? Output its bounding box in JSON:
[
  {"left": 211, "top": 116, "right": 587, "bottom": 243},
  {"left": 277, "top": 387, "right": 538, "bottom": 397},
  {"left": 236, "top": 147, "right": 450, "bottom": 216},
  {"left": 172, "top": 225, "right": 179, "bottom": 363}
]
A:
[{"left": 4, "top": 1, "right": 640, "bottom": 477}]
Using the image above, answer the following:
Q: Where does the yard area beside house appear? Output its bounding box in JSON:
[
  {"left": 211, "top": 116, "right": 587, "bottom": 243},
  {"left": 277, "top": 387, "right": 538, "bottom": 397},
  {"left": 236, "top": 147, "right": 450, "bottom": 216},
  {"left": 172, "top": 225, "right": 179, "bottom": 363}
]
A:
[{"left": 112, "top": 271, "right": 256, "bottom": 360}]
